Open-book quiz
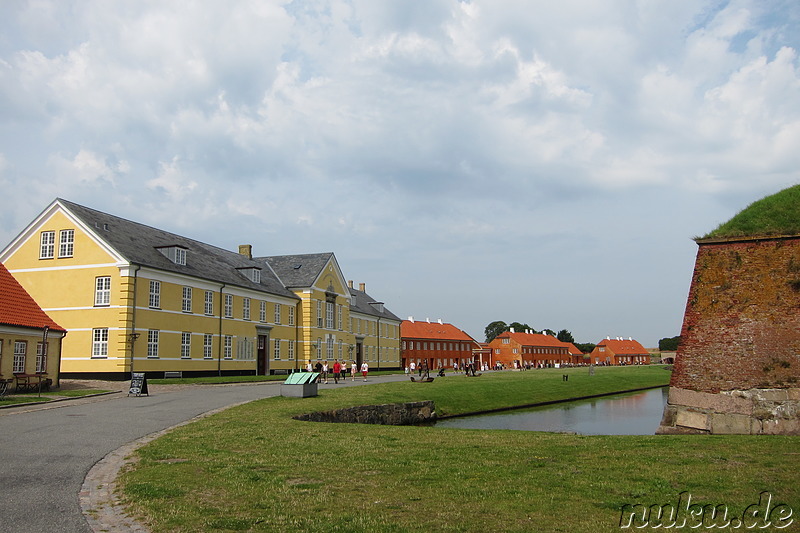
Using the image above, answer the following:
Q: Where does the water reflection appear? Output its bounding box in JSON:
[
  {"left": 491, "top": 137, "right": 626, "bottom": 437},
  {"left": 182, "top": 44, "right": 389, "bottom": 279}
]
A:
[{"left": 436, "top": 387, "right": 668, "bottom": 435}]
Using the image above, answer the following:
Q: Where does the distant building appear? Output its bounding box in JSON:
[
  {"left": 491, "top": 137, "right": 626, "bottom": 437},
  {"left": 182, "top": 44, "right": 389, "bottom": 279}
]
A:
[
  {"left": 401, "top": 318, "right": 479, "bottom": 370},
  {"left": 0, "top": 262, "right": 66, "bottom": 386},
  {"left": 589, "top": 337, "right": 651, "bottom": 365},
  {"left": 488, "top": 329, "right": 573, "bottom": 368}
]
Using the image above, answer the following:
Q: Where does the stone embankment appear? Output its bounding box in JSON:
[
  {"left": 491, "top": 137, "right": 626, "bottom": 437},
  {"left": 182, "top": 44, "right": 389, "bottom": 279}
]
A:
[{"left": 293, "top": 400, "right": 436, "bottom": 425}]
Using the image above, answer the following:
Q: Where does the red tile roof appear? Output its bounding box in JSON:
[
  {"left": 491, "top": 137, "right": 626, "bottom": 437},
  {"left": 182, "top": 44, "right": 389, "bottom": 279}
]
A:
[
  {"left": 596, "top": 338, "right": 648, "bottom": 354},
  {"left": 0, "top": 263, "right": 65, "bottom": 332},
  {"left": 401, "top": 320, "right": 476, "bottom": 342},
  {"left": 496, "top": 331, "right": 569, "bottom": 348}
]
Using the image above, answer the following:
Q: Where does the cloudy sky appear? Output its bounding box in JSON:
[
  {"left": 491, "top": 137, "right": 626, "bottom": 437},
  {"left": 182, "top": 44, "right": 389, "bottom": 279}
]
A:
[{"left": 1, "top": 1, "right": 798, "bottom": 347}]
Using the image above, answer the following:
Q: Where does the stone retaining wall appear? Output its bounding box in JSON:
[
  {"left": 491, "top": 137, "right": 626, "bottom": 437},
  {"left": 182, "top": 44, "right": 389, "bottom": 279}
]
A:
[
  {"left": 657, "top": 386, "right": 800, "bottom": 435},
  {"left": 293, "top": 401, "right": 436, "bottom": 426}
]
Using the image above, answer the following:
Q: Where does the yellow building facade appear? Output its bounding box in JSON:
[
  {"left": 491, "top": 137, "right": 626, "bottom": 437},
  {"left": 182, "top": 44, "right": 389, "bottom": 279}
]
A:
[{"left": 1, "top": 199, "right": 401, "bottom": 378}]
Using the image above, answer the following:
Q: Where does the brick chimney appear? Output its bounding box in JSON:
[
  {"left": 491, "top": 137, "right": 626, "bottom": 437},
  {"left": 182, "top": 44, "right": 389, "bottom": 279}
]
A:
[
  {"left": 359, "top": 282, "right": 365, "bottom": 291},
  {"left": 238, "top": 244, "right": 252, "bottom": 259}
]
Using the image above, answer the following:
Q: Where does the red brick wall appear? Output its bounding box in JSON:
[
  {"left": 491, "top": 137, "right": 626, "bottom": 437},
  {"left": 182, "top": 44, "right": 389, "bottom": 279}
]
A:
[{"left": 671, "top": 236, "right": 800, "bottom": 393}]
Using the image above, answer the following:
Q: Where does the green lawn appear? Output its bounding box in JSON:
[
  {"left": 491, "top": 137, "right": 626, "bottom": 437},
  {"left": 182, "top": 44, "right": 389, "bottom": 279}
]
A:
[{"left": 119, "top": 367, "right": 799, "bottom": 532}]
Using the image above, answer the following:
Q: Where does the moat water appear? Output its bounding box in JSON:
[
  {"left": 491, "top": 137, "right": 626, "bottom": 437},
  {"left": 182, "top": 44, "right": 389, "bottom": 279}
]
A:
[{"left": 435, "top": 387, "right": 669, "bottom": 435}]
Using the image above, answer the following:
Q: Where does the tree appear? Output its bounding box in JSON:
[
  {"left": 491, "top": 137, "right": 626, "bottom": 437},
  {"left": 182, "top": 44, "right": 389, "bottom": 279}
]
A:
[
  {"left": 556, "top": 329, "right": 575, "bottom": 344},
  {"left": 541, "top": 328, "right": 557, "bottom": 336},
  {"left": 484, "top": 321, "right": 508, "bottom": 343},
  {"left": 658, "top": 336, "right": 681, "bottom": 351},
  {"left": 575, "top": 342, "right": 596, "bottom": 353},
  {"left": 509, "top": 322, "right": 532, "bottom": 334}
]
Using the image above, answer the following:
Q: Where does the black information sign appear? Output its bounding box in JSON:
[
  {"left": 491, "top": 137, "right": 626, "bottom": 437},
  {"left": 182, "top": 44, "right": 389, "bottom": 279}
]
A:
[{"left": 128, "top": 372, "right": 149, "bottom": 396}]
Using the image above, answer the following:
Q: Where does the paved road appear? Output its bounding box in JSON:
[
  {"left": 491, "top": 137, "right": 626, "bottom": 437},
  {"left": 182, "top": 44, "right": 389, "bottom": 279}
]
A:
[{"left": 0, "top": 375, "right": 408, "bottom": 533}]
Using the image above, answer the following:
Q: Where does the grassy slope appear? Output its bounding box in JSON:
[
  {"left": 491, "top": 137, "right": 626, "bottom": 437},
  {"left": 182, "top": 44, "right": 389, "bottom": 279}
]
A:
[
  {"left": 702, "top": 184, "right": 800, "bottom": 239},
  {"left": 119, "top": 367, "right": 799, "bottom": 533}
]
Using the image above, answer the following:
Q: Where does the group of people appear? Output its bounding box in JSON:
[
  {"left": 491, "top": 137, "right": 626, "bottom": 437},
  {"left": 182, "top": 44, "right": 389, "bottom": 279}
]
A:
[{"left": 308, "top": 359, "right": 369, "bottom": 383}]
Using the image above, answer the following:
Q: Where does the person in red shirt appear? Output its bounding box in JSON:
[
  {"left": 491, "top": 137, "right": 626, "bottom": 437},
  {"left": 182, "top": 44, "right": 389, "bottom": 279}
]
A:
[{"left": 333, "top": 359, "right": 341, "bottom": 384}]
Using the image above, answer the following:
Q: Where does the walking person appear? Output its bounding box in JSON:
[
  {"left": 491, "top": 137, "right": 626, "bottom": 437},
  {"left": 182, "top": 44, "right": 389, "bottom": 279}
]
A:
[
  {"left": 333, "top": 359, "right": 341, "bottom": 384},
  {"left": 409, "top": 361, "right": 416, "bottom": 376},
  {"left": 322, "top": 360, "right": 329, "bottom": 384},
  {"left": 361, "top": 361, "right": 369, "bottom": 381},
  {"left": 351, "top": 360, "right": 357, "bottom": 381}
]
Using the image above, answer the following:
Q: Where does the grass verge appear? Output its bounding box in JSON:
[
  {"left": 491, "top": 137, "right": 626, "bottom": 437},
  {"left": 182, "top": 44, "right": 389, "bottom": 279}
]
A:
[{"left": 119, "top": 367, "right": 799, "bottom": 532}]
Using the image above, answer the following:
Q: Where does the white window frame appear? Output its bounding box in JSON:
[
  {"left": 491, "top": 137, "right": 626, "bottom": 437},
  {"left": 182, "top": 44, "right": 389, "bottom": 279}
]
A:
[
  {"left": 36, "top": 342, "right": 47, "bottom": 373},
  {"left": 58, "top": 229, "right": 74, "bottom": 258},
  {"left": 175, "top": 247, "right": 186, "bottom": 265},
  {"left": 204, "top": 291, "right": 214, "bottom": 315},
  {"left": 288, "top": 306, "right": 295, "bottom": 325},
  {"left": 40, "top": 231, "right": 55, "bottom": 259},
  {"left": 273, "top": 339, "right": 280, "bottom": 360},
  {"left": 317, "top": 301, "right": 322, "bottom": 327},
  {"left": 182, "top": 286, "right": 192, "bottom": 313},
  {"left": 92, "top": 328, "right": 108, "bottom": 358},
  {"left": 288, "top": 340, "right": 295, "bottom": 360},
  {"left": 95, "top": 276, "right": 111, "bottom": 306},
  {"left": 243, "top": 297, "right": 251, "bottom": 320},
  {"left": 13, "top": 341, "right": 26, "bottom": 373},
  {"left": 274, "top": 303, "right": 281, "bottom": 324},
  {"left": 147, "top": 330, "right": 159, "bottom": 358},
  {"left": 326, "top": 301, "right": 334, "bottom": 329},
  {"left": 259, "top": 301, "right": 266, "bottom": 322},
  {"left": 149, "top": 281, "right": 160, "bottom": 309},
  {"left": 224, "top": 294, "right": 233, "bottom": 318},
  {"left": 338, "top": 305, "right": 343, "bottom": 330},
  {"left": 326, "top": 335, "right": 334, "bottom": 359},
  {"left": 203, "top": 334, "right": 213, "bottom": 359},
  {"left": 181, "top": 332, "right": 191, "bottom": 359},
  {"left": 224, "top": 335, "right": 233, "bottom": 359}
]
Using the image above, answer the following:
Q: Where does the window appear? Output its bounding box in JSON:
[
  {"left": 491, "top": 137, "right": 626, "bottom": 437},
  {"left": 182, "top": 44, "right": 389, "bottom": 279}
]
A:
[
  {"left": 224, "top": 294, "right": 233, "bottom": 318},
  {"left": 317, "top": 301, "right": 322, "bottom": 327},
  {"left": 338, "top": 305, "right": 343, "bottom": 330},
  {"left": 259, "top": 301, "right": 266, "bottom": 322},
  {"left": 224, "top": 335, "right": 233, "bottom": 359},
  {"left": 36, "top": 342, "right": 47, "bottom": 373},
  {"left": 182, "top": 287, "right": 192, "bottom": 313},
  {"left": 274, "top": 303, "right": 281, "bottom": 324},
  {"left": 252, "top": 269, "right": 260, "bottom": 284},
  {"left": 288, "top": 340, "right": 295, "bottom": 360},
  {"left": 338, "top": 339, "right": 343, "bottom": 359},
  {"left": 13, "top": 341, "right": 26, "bottom": 373},
  {"left": 288, "top": 306, "right": 295, "bottom": 325},
  {"left": 273, "top": 339, "right": 281, "bottom": 360},
  {"left": 149, "top": 281, "right": 160, "bottom": 308},
  {"left": 58, "top": 229, "right": 75, "bottom": 258},
  {"left": 203, "top": 334, "right": 213, "bottom": 359},
  {"left": 316, "top": 338, "right": 322, "bottom": 358},
  {"left": 243, "top": 298, "right": 250, "bottom": 320},
  {"left": 204, "top": 291, "right": 214, "bottom": 315},
  {"left": 147, "top": 330, "right": 159, "bottom": 358},
  {"left": 175, "top": 247, "right": 186, "bottom": 265},
  {"left": 40, "top": 231, "right": 55, "bottom": 259},
  {"left": 181, "top": 332, "right": 191, "bottom": 358},
  {"left": 326, "top": 335, "right": 334, "bottom": 359},
  {"left": 92, "top": 328, "right": 109, "bottom": 358},
  {"left": 95, "top": 276, "right": 111, "bottom": 306},
  {"left": 502, "top": 338, "right": 509, "bottom": 344},
  {"left": 326, "top": 301, "right": 334, "bottom": 329}
]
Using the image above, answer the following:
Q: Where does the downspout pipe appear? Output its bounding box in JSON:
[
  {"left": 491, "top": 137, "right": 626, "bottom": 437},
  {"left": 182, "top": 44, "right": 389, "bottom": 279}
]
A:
[{"left": 129, "top": 264, "right": 141, "bottom": 379}]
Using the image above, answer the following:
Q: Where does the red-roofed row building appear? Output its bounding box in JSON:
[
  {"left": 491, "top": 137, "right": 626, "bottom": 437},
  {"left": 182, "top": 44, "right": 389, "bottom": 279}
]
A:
[
  {"left": 488, "top": 329, "right": 579, "bottom": 368},
  {"left": 0, "top": 262, "right": 66, "bottom": 386},
  {"left": 589, "top": 337, "right": 651, "bottom": 365},
  {"left": 400, "top": 318, "right": 480, "bottom": 370}
]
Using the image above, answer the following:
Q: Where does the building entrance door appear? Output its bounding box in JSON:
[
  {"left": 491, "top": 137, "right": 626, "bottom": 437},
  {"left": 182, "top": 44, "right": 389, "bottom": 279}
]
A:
[{"left": 257, "top": 335, "right": 269, "bottom": 375}]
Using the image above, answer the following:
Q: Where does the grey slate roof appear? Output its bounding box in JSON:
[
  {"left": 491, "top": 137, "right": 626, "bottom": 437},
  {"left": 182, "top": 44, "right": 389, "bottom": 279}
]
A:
[
  {"left": 58, "top": 199, "right": 297, "bottom": 300},
  {"left": 261, "top": 253, "right": 334, "bottom": 289},
  {"left": 348, "top": 286, "right": 401, "bottom": 322}
]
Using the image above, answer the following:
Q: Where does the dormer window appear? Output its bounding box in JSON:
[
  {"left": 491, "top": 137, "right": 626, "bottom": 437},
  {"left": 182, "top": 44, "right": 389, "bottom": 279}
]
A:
[
  {"left": 369, "top": 301, "right": 384, "bottom": 313},
  {"left": 156, "top": 245, "right": 188, "bottom": 265},
  {"left": 237, "top": 267, "right": 261, "bottom": 284}
]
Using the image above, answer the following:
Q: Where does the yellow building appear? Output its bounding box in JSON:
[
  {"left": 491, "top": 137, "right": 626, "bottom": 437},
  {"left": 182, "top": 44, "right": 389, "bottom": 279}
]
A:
[
  {"left": 262, "top": 254, "right": 401, "bottom": 370},
  {"left": 0, "top": 199, "right": 401, "bottom": 378}
]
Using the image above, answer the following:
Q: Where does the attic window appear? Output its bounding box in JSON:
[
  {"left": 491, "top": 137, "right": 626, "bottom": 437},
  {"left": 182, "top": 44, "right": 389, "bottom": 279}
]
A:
[
  {"left": 156, "top": 245, "right": 188, "bottom": 265},
  {"left": 237, "top": 267, "right": 261, "bottom": 284},
  {"left": 369, "top": 301, "right": 384, "bottom": 313}
]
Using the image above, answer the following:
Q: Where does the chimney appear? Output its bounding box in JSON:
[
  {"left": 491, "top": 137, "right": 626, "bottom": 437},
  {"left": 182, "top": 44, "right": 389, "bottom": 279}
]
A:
[
  {"left": 408, "top": 316, "right": 414, "bottom": 323},
  {"left": 359, "top": 282, "right": 365, "bottom": 291},
  {"left": 238, "top": 244, "right": 252, "bottom": 259},
  {"left": 348, "top": 280, "right": 354, "bottom": 288},
  {"left": 437, "top": 318, "right": 443, "bottom": 324},
  {"left": 426, "top": 318, "right": 430, "bottom": 323},
  {"left": 510, "top": 327, "right": 515, "bottom": 333}
]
